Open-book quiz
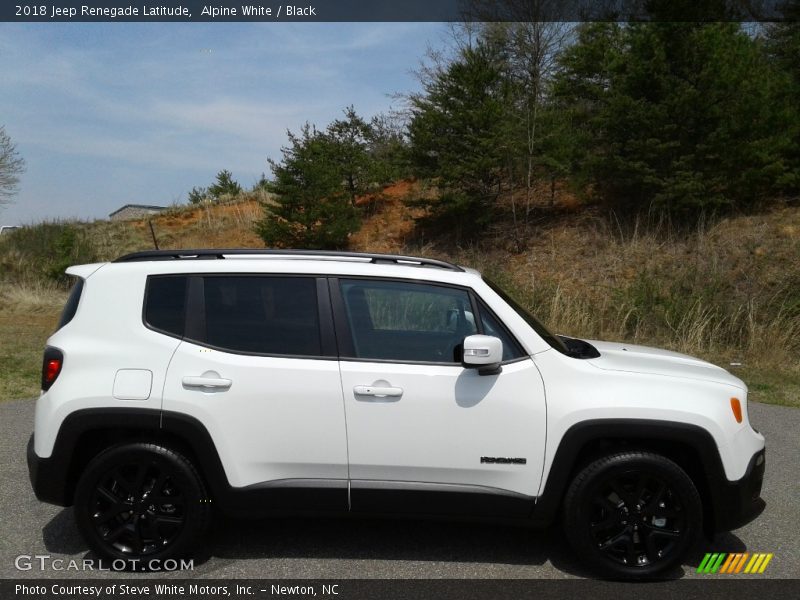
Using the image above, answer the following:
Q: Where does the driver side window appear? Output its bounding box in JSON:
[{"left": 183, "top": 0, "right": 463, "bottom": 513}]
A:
[{"left": 340, "top": 279, "right": 477, "bottom": 363}]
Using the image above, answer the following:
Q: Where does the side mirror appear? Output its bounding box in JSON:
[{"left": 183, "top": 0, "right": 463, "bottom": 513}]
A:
[{"left": 462, "top": 335, "right": 503, "bottom": 376}]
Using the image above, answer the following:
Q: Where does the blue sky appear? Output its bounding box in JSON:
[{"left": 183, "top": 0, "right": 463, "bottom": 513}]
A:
[{"left": 0, "top": 22, "right": 443, "bottom": 224}]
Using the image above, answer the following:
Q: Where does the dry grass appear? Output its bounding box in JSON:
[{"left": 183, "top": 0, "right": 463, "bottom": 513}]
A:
[
  {"left": 350, "top": 180, "right": 428, "bottom": 252},
  {"left": 427, "top": 208, "right": 800, "bottom": 406},
  {"left": 1, "top": 281, "right": 68, "bottom": 313},
  {"left": 125, "top": 194, "right": 265, "bottom": 251},
  {"left": 0, "top": 283, "right": 67, "bottom": 401},
  {"left": 84, "top": 194, "right": 267, "bottom": 259},
  {"left": 1, "top": 192, "right": 798, "bottom": 406},
  {"left": 0, "top": 196, "right": 267, "bottom": 401}
]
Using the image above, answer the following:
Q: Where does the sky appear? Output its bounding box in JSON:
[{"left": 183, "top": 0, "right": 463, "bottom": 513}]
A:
[{"left": 0, "top": 22, "right": 444, "bottom": 224}]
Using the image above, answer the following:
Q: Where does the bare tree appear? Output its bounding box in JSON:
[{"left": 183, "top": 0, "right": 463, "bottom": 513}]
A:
[
  {"left": 402, "top": 3, "right": 573, "bottom": 246},
  {"left": 461, "top": 2, "right": 573, "bottom": 236},
  {"left": 484, "top": 19, "right": 572, "bottom": 224},
  {"left": 0, "top": 126, "right": 25, "bottom": 207}
]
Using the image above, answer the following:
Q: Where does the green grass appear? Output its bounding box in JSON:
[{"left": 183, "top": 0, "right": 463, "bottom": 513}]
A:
[
  {"left": 0, "top": 283, "right": 66, "bottom": 401},
  {"left": 738, "top": 366, "right": 800, "bottom": 408},
  {"left": 0, "top": 312, "right": 58, "bottom": 401}
]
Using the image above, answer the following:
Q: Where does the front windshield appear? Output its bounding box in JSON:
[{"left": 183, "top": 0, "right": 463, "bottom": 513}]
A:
[{"left": 483, "top": 277, "right": 570, "bottom": 355}]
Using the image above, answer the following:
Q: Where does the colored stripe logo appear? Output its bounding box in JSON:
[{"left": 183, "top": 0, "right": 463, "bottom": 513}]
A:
[{"left": 697, "top": 552, "right": 774, "bottom": 574}]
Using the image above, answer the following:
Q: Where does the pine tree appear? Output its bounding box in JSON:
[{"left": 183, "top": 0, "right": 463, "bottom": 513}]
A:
[
  {"left": 326, "top": 106, "right": 374, "bottom": 206},
  {"left": 408, "top": 40, "right": 514, "bottom": 240},
  {"left": 256, "top": 124, "right": 359, "bottom": 249},
  {"left": 187, "top": 186, "right": 209, "bottom": 204},
  {"left": 208, "top": 170, "right": 242, "bottom": 200},
  {"left": 554, "top": 22, "right": 795, "bottom": 218},
  {"left": 763, "top": 17, "right": 800, "bottom": 194}
]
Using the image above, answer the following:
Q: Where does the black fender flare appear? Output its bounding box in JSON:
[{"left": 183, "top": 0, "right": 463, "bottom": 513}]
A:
[
  {"left": 28, "top": 408, "right": 230, "bottom": 508},
  {"left": 530, "top": 418, "right": 741, "bottom": 532}
]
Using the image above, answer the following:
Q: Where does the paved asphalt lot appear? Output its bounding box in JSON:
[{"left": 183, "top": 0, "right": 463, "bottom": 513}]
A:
[{"left": 1, "top": 399, "right": 797, "bottom": 580}]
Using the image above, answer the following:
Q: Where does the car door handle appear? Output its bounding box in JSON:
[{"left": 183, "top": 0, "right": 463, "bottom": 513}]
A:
[
  {"left": 353, "top": 385, "right": 403, "bottom": 398},
  {"left": 182, "top": 376, "right": 232, "bottom": 390}
]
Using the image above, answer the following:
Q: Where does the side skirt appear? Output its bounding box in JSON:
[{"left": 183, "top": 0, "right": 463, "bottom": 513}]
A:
[
  {"left": 216, "top": 479, "right": 538, "bottom": 524},
  {"left": 349, "top": 480, "right": 537, "bottom": 520}
]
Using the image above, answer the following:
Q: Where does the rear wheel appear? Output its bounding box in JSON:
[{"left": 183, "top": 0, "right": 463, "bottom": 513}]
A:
[
  {"left": 563, "top": 451, "right": 702, "bottom": 579},
  {"left": 74, "top": 442, "right": 210, "bottom": 570}
]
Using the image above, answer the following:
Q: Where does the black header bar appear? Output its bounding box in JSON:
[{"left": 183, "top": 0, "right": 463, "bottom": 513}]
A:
[
  {"left": 2, "top": 1, "right": 798, "bottom": 23},
  {"left": 3, "top": 579, "right": 800, "bottom": 600}
]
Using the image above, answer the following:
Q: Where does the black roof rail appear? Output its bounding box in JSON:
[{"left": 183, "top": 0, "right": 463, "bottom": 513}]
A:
[{"left": 113, "top": 248, "right": 464, "bottom": 272}]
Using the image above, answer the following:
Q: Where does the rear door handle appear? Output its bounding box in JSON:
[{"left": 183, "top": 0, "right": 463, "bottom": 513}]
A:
[
  {"left": 182, "top": 376, "right": 232, "bottom": 390},
  {"left": 353, "top": 385, "right": 403, "bottom": 398}
]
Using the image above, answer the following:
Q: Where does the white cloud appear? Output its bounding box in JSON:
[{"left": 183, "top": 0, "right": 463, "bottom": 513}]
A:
[{"left": 0, "top": 22, "right": 441, "bottom": 221}]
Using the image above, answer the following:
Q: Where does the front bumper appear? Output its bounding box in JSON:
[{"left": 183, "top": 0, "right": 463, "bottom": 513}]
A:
[
  {"left": 712, "top": 448, "right": 766, "bottom": 532},
  {"left": 27, "top": 434, "right": 71, "bottom": 507}
]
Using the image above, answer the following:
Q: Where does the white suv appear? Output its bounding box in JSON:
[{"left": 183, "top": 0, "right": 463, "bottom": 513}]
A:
[{"left": 27, "top": 249, "right": 766, "bottom": 578}]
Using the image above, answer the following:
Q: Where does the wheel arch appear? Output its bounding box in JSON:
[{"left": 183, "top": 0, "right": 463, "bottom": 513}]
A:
[
  {"left": 31, "top": 408, "right": 229, "bottom": 507},
  {"left": 533, "top": 419, "right": 727, "bottom": 536}
]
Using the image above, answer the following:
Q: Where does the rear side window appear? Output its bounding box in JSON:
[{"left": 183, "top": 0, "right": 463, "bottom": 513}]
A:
[
  {"left": 145, "top": 276, "right": 188, "bottom": 337},
  {"left": 202, "top": 276, "right": 321, "bottom": 356},
  {"left": 56, "top": 278, "right": 84, "bottom": 331}
]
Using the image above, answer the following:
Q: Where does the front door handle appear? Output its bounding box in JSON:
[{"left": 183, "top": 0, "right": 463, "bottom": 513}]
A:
[
  {"left": 353, "top": 385, "right": 403, "bottom": 398},
  {"left": 182, "top": 375, "right": 232, "bottom": 390}
]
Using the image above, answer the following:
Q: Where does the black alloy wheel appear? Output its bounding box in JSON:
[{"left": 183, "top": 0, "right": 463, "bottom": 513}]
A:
[
  {"left": 74, "top": 443, "right": 210, "bottom": 568},
  {"left": 563, "top": 451, "right": 702, "bottom": 579},
  {"left": 588, "top": 471, "right": 687, "bottom": 567},
  {"left": 89, "top": 460, "right": 186, "bottom": 556}
]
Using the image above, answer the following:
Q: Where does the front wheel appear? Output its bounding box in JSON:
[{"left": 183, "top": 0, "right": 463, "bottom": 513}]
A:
[
  {"left": 562, "top": 451, "right": 702, "bottom": 579},
  {"left": 74, "top": 442, "right": 211, "bottom": 570}
]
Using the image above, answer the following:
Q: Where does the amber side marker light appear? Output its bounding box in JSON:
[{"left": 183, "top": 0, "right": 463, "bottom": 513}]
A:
[{"left": 730, "top": 397, "right": 743, "bottom": 423}]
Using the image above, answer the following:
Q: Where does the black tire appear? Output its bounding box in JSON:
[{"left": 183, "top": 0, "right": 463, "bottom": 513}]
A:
[
  {"left": 74, "top": 442, "right": 211, "bottom": 570},
  {"left": 562, "top": 451, "right": 702, "bottom": 579}
]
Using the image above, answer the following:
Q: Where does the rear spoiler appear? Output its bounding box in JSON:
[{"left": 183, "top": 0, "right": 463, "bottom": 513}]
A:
[{"left": 65, "top": 262, "right": 106, "bottom": 279}]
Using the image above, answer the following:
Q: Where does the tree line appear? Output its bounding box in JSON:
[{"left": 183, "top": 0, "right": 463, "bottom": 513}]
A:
[{"left": 214, "top": 21, "right": 800, "bottom": 249}]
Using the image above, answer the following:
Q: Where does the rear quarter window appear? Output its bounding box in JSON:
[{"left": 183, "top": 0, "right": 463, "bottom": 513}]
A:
[{"left": 144, "top": 276, "right": 189, "bottom": 338}]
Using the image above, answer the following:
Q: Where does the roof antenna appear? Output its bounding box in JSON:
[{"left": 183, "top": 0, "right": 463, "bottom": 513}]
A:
[{"left": 148, "top": 219, "right": 160, "bottom": 250}]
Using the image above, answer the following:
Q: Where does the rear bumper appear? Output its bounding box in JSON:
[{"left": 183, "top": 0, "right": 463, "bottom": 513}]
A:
[
  {"left": 27, "top": 434, "right": 71, "bottom": 507},
  {"left": 712, "top": 448, "right": 766, "bottom": 532}
]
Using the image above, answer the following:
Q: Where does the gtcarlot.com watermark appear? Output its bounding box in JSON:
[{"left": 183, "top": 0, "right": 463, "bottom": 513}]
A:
[{"left": 14, "top": 554, "right": 193, "bottom": 572}]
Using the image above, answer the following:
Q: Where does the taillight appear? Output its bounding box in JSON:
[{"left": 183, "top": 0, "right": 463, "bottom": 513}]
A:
[{"left": 41, "top": 347, "right": 64, "bottom": 391}]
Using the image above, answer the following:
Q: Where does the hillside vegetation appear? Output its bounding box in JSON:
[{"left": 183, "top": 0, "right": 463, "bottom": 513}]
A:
[
  {"left": 6, "top": 21, "right": 798, "bottom": 402},
  {"left": 251, "top": 22, "right": 800, "bottom": 251},
  {"left": 1, "top": 187, "right": 798, "bottom": 406}
]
